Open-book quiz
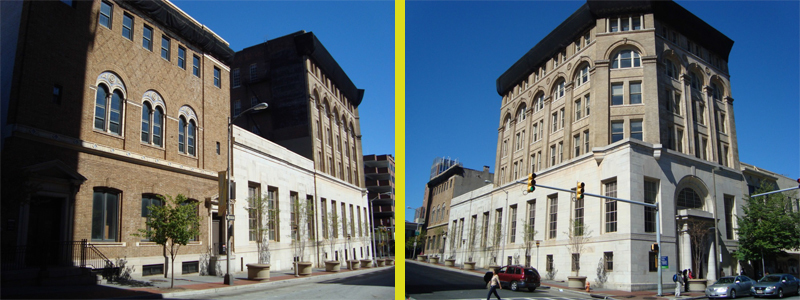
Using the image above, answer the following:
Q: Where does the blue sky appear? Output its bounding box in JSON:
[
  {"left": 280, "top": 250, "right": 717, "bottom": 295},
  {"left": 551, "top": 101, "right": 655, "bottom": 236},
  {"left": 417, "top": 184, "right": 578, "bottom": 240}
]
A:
[
  {"left": 173, "top": 1, "right": 395, "bottom": 156},
  {"left": 405, "top": 1, "right": 800, "bottom": 221}
]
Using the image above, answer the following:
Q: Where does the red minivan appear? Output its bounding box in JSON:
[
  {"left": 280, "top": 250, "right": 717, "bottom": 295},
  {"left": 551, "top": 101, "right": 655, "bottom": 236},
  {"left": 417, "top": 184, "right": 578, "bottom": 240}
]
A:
[{"left": 484, "top": 265, "right": 541, "bottom": 292}]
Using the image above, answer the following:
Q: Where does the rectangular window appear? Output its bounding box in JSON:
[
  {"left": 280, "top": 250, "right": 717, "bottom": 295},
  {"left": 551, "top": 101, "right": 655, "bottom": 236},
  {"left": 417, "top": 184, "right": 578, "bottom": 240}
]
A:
[
  {"left": 574, "top": 134, "right": 581, "bottom": 157},
  {"left": 630, "top": 82, "right": 642, "bottom": 104},
  {"left": 575, "top": 99, "right": 582, "bottom": 120},
  {"left": 721, "top": 144, "right": 729, "bottom": 167},
  {"left": 532, "top": 123, "right": 538, "bottom": 142},
  {"left": 232, "top": 69, "right": 240, "bottom": 88},
  {"left": 674, "top": 92, "right": 682, "bottom": 115},
  {"left": 92, "top": 190, "right": 119, "bottom": 242},
  {"left": 142, "top": 264, "right": 164, "bottom": 276},
  {"left": 611, "top": 83, "right": 624, "bottom": 105},
  {"left": 584, "top": 130, "right": 590, "bottom": 154},
  {"left": 53, "top": 85, "right": 62, "bottom": 104},
  {"left": 724, "top": 195, "right": 734, "bottom": 239},
  {"left": 142, "top": 25, "right": 153, "bottom": 51},
  {"left": 718, "top": 112, "right": 727, "bottom": 133},
  {"left": 549, "top": 144, "right": 556, "bottom": 167},
  {"left": 551, "top": 113, "right": 558, "bottom": 132},
  {"left": 527, "top": 200, "right": 536, "bottom": 240},
  {"left": 585, "top": 94, "right": 590, "bottom": 116},
  {"left": 548, "top": 195, "right": 558, "bottom": 239},
  {"left": 192, "top": 55, "right": 200, "bottom": 77},
  {"left": 178, "top": 46, "right": 186, "bottom": 69},
  {"left": 558, "top": 141, "right": 563, "bottom": 163},
  {"left": 308, "top": 196, "right": 316, "bottom": 240},
  {"left": 233, "top": 100, "right": 241, "bottom": 116},
  {"left": 559, "top": 108, "right": 565, "bottom": 129},
  {"left": 530, "top": 154, "right": 536, "bottom": 173},
  {"left": 482, "top": 212, "right": 489, "bottom": 247},
  {"left": 610, "top": 18, "right": 619, "bottom": 32},
  {"left": 214, "top": 67, "right": 221, "bottom": 88},
  {"left": 605, "top": 181, "right": 618, "bottom": 233},
  {"left": 321, "top": 199, "right": 328, "bottom": 238},
  {"left": 161, "top": 36, "right": 170, "bottom": 60},
  {"left": 99, "top": 1, "right": 112, "bottom": 29},
  {"left": 122, "top": 13, "right": 133, "bottom": 40},
  {"left": 250, "top": 64, "right": 258, "bottom": 82},
  {"left": 676, "top": 128, "right": 684, "bottom": 153},
  {"left": 611, "top": 121, "right": 624, "bottom": 143},
  {"left": 247, "top": 184, "right": 259, "bottom": 241},
  {"left": 140, "top": 195, "right": 163, "bottom": 241},
  {"left": 572, "top": 253, "right": 580, "bottom": 272},
  {"left": 604, "top": 252, "right": 614, "bottom": 271},
  {"left": 630, "top": 120, "right": 643, "bottom": 140},
  {"left": 290, "top": 192, "right": 299, "bottom": 240},
  {"left": 644, "top": 180, "right": 658, "bottom": 233},
  {"left": 649, "top": 251, "right": 658, "bottom": 272},
  {"left": 509, "top": 205, "right": 517, "bottom": 243},
  {"left": 182, "top": 261, "right": 199, "bottom": 274},
  {"left": 546, "top": 254, "right": 554, "bottom": 271},
  {"left": 267, "top": 188, "right": 278, "bottom": 241}
]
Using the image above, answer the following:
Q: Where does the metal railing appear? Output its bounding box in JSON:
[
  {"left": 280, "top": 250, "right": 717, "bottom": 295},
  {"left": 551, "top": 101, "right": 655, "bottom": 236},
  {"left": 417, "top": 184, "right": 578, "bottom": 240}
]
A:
[{"left": 1, "top": 239, "right": 113, "bottom": 271}]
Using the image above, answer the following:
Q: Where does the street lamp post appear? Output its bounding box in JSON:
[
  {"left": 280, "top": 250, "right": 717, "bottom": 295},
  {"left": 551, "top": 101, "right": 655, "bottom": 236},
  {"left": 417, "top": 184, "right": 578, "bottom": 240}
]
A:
[
  {"left": 407, "top": 207, "right": 421, "bottom": 259},
  {"left": 225, "top": 102, "right": 269, "bottom": 285}
]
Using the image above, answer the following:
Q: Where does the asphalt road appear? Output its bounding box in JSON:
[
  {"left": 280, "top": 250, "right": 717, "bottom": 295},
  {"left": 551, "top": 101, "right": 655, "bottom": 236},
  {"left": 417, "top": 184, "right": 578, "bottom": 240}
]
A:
[
  {"left": 406, "top": 262, "right": 593, "bottom": 300},
  {"left": 177, "top": 267, "right": 395, "bottom": 300}
]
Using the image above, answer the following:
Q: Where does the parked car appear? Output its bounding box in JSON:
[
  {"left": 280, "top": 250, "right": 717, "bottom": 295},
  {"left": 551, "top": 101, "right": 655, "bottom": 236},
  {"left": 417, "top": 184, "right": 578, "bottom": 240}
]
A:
[
  {"left": 483, "top": 265, "right": 541, "bottom": 292},
  {"left": 751, "top": 273, "right": 800, "bottom": 298},
  {"left": 705, "top": 275, "right": 755, "bottom": 298}
]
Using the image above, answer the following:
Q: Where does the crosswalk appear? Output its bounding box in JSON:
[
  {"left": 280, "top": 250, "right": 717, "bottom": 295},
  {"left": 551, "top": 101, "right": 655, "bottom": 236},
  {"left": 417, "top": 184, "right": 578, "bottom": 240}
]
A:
[{"left": 409, "top": 297, "right": 595, "bottom": 300}]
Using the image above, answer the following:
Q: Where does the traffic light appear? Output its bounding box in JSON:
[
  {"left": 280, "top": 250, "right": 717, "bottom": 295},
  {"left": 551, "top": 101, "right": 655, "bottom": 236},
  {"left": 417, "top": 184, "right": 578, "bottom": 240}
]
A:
[
  {"left": 576, "top": 182, "right": 585, "bottom": 200},
  {"left": 527, "top": 173, "right": 536, "bottom": 192},
  {"left": 650, "top": 243, "right": 659, "bottom": 253}
]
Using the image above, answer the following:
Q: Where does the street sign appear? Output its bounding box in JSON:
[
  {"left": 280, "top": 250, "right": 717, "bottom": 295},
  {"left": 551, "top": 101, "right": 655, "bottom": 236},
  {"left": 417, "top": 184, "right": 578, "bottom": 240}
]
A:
[
  {"left": 660, "top": 256, "right": 668, "bottom": 269},
  {"left": 226, "top": 215, "right": 235, "bottom": 221}
]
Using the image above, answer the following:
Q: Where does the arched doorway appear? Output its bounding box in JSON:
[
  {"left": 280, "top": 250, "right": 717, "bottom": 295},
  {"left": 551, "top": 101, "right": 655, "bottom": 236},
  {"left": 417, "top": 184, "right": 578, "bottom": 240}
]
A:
[{"left": 674, "top": 176, "right": 715, "bottom": 280}]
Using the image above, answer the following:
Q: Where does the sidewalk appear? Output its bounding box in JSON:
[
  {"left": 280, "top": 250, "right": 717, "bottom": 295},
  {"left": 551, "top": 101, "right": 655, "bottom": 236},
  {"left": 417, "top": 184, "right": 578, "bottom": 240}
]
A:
[
  {"left": 1, "top": 262, "right": 394, "bottom": 299},
  {"left": 406, "top": 259, "right": 706, "bottom": 300}
]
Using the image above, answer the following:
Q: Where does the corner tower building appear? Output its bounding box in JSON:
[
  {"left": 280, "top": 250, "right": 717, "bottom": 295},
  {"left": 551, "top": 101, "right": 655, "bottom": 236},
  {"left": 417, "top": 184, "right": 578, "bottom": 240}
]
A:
[{"left": 448, "top": 0, "right": 756, "bottom": 291}]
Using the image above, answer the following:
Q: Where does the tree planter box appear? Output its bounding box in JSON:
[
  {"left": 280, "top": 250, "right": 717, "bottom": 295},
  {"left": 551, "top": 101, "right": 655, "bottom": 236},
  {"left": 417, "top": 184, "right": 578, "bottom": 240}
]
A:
[
  {"left": 429, "top": 257, "right": 439, "bottom": 264},
  {"left": 417, "top": 255, "right": 428, "bottom": 262},
  {"left": 324, "top": 261, "right": 341, "bottom": 272},
  {"left": 376, "top": 259, "right": 386, "bottom": 267},
  {"left": 444, "top": 259, "right": 455, "bottom": 267},
  {"left": 688, "top": 279, "right": 708, "bottom": 292},
  {"left": 296, "top": 262, "right": 313, "bottom": 276},
  {"left": 384, "top": 258, "right": 394, "bottom": 266},
  {"left": 246, "top": 263, "right": 271, "bottom": 280},
  {"left": 347, "top": 260, "right": 360, "bottom": 270},
  {"left": 359, "top": 259, "right": 372, "bottom": 268},
  {"left": 464, "top": 262, "right": 476, "bottom": 270},
  {"left": 568, "top": 276, "right": 587, "bottom": 288}
]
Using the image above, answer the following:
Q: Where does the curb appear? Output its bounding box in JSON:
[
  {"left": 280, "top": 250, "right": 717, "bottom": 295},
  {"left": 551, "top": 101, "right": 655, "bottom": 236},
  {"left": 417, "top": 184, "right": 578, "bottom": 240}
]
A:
[{"left": 117, "top": 265, "right": 393, "bottom": 299}]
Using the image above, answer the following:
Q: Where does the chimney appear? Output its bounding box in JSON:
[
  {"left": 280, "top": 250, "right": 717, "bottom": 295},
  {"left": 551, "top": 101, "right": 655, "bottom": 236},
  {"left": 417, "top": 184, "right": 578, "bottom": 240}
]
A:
[{"left": 484, "top": 166, "right": 490, "bottom": 172}]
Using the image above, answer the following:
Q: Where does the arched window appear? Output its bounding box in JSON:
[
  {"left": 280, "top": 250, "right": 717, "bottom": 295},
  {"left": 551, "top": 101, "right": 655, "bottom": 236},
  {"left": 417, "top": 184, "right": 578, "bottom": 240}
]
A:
[
  {"left": 517, "top": 104, "right": 527, "bottom": 121},
  {"left": 690, "top": 72, "right": 702, "bottom": 90},
  {"left": 611, "top": 49, "right": 641, "bottom": 69},
  {"left": 677, "top": 188, "right": 703, "bottom": 209},
  {"left": 553, "top": 80, "right": 565, "bottom": 100},
  {"left": 665, "top": 59, "right": 679, "bottom": 79},
  {"left": 141, "top": 96, "right": 165, "bottom": 147},
  {"left": 94, "top": 72, "right": 127, "bottom": 135},
  {"left": 534, "top": 93, "right": 544, "bottom": 112},
  {"left": 711, "top": 82, "right": 722, "bottom": 100},
  {"left": 575, "top": 64, "right": 590, "bottom": 86},
  {"left": 179, "top": 117, "right": 186, "bottom": 153}
]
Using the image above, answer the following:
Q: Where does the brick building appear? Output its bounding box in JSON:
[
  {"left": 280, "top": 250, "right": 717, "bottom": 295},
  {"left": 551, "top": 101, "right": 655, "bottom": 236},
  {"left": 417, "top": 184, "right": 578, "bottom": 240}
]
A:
[{"left": 2, "top": 0, "right": 232, "bottom": 278}]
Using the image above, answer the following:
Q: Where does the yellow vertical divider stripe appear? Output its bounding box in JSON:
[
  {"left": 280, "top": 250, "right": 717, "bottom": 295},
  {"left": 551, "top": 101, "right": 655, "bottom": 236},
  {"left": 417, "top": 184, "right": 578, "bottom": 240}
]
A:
[{"left": 395, "top": 0, "right": 405, "bottom": 299}]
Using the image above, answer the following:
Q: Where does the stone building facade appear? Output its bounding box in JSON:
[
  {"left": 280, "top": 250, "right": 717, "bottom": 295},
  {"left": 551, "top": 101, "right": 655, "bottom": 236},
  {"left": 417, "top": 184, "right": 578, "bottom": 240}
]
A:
[
  {"left": 444, "top": 0, "right": 799, "bottom": 291},
  {"left": 2, "top": 0, "right": 232, "bottom": 277},
  {"left": 364, "top": 154, "right": 395, "bottom": 257},
  {"left": 218, "top": 127, "right": 372, "bottom": 273}
]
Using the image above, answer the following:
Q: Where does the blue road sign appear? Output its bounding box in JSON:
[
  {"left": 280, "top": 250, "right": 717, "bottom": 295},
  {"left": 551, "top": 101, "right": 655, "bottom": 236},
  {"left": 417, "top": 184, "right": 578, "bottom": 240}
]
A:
[{"left": 661, "top": 256, "right": 668, "bottom": 269}]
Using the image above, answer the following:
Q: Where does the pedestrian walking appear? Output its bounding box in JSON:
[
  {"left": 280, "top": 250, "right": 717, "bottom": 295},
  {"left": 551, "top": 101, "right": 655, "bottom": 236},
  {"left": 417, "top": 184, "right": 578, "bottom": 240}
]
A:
[
  {"left": 682, "top": 269, "right": 689, "bottom": 292},
  {"left": 487, "top": 269, "right": 502, "bottom": 300},
  {"left": 674, "top": 271, "right": 684, "bottom": 297}
]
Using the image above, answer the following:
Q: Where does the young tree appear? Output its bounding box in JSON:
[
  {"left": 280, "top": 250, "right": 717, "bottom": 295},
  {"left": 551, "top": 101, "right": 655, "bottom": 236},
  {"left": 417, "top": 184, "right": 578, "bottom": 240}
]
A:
[
  {"left": 684, "top": 217, "right": 713, "bottom": 279},
  {"left": 735, "top": 182, "right": 800, "bottom": 272},
  {"left": 135, "top": 194, "right": 200, "bottom": 288},
  {"left": 245, "top": 193, "right": 278, "bottom": 265},
  {"left": 521, "top": 221, "right": 538, "bottom": 267},
  {"left": 564, "top": 219, "right": 592, "bottom": 277},
  {"left": 325, "top": 211, "right": 341, "bottom": 261},
  {"left": 490, "top": 222, "right": 504, "bottom": 265},
  {"left": 291, "top": 197, "right": 314, "bottom": 264}
]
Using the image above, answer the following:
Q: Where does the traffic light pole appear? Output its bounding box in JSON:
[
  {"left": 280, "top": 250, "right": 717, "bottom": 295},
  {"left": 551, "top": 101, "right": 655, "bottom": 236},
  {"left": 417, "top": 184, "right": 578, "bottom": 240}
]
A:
[{"left": 531, "top": 182, "right": 663, "bottom": 296}]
